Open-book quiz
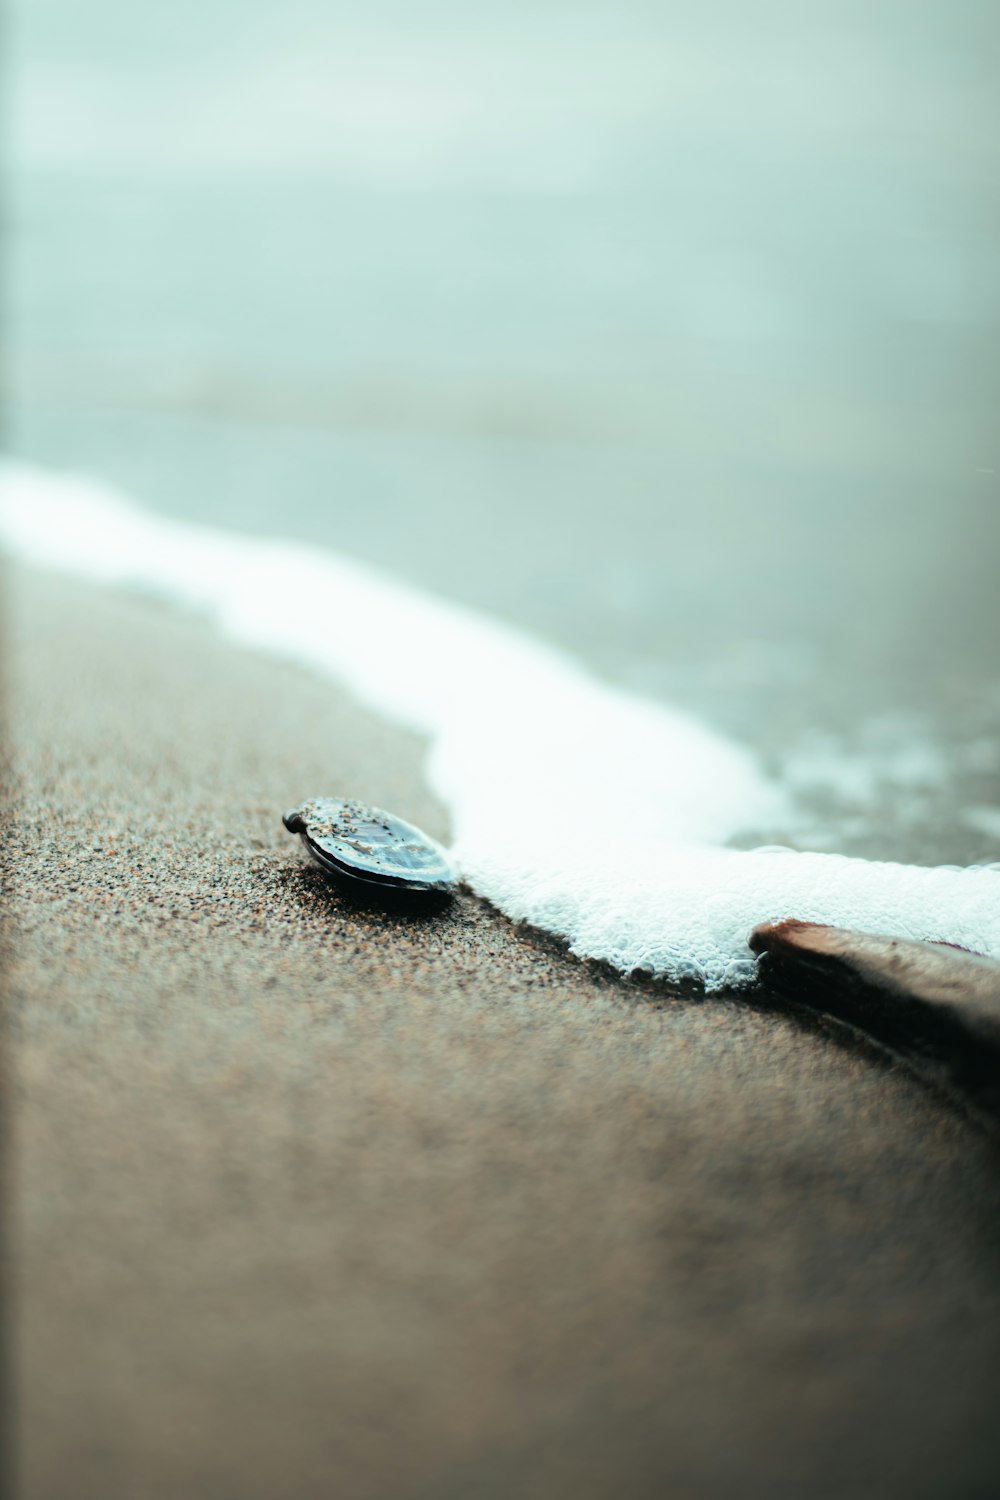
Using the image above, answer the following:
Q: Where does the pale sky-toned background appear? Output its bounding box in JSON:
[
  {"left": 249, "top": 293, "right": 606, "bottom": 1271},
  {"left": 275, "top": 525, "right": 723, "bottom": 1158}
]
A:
[{"left": 6, "top": 0, "right": 1000, "bottom": 859}]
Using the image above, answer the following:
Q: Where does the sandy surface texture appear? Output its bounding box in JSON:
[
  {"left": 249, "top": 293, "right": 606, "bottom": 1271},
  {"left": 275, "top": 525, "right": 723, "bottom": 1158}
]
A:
[{"left": 4, "top": 565, "right": 1000, "bottom": 1500}]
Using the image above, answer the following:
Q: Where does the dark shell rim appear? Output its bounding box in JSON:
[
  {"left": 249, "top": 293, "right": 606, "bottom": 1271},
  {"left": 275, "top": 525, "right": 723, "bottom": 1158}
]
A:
[{"left": 299, "top": 831, "right": 456, "bottom": 893}]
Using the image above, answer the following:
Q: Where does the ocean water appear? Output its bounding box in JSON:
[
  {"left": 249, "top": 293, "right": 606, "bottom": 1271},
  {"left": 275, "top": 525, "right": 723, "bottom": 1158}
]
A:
[
  {"left": 5, "top": 0, "right": 1000, "bottom": 877},
  {"left": 3, "top": 464, "right": 999, "bottom": 989}
]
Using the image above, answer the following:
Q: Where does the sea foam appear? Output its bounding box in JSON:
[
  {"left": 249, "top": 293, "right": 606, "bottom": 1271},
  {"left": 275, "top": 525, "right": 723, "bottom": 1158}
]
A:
[{"left": 2, "top": 462, "right": 998, "bottom": 989}]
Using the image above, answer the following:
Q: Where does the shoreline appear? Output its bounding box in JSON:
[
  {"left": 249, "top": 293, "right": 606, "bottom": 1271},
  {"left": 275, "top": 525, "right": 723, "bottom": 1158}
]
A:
[
  {"left": 3, "top": 468, "right": 998, "bottom": 990},
  {"left": 5, "top": 563, "right": 1000, "bottom": 1499}
]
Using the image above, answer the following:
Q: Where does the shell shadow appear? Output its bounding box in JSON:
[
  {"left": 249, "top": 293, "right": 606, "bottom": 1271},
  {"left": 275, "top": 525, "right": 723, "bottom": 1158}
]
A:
[{"left": 279, "top": 858, "right": 457, "bottom": 924}]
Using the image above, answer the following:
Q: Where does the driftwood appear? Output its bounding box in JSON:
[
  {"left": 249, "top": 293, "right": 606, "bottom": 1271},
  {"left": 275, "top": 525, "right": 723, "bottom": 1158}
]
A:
[{"left": 750, "top": 920, "right": 1000, "bottom": 1126}]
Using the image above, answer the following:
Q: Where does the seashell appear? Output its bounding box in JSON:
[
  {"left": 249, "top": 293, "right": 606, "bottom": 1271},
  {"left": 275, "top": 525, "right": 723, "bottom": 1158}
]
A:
[{"left": 283, "top": 797, "right": 457, "bottom": 899}]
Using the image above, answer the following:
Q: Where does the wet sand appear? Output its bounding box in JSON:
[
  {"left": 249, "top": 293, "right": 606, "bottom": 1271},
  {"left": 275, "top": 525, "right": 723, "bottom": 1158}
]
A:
[{"left": 4, "top": 564, "right": 1000, "bottom": 1500}]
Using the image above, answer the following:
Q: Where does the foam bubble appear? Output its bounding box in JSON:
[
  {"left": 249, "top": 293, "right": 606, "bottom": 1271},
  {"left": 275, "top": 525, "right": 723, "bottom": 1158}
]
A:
[{"left": 2, "top": 461, "right": 998, "bottom": 989}]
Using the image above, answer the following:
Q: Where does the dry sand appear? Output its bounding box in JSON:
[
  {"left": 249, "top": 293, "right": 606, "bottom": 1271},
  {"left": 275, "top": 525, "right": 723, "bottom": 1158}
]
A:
[{"left": 3, "top": 564, "right": 1000, "bottom": 1500}]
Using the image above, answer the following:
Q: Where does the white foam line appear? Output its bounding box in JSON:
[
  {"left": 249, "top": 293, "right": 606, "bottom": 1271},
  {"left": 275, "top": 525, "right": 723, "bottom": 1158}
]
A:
[{"left": 2, "top": 462, "right": 998, "bottom": 990}]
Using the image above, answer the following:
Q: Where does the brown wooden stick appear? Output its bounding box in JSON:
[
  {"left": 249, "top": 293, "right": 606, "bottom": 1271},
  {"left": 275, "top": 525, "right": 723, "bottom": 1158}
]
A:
[{"left": 749, "top": 921, "right": 1000, "bottom": 1125}]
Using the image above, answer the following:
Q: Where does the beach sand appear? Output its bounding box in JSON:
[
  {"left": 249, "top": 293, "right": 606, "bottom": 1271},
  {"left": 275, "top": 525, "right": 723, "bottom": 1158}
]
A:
[{"left": 4, "top": 563, "right": 1000, "bottom": 1500}]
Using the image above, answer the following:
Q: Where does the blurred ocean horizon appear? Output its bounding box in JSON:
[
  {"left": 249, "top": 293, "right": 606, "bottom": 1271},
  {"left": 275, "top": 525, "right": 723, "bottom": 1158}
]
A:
[{"left": 6, "top": 0, "right": 1000, "bottom": 864}]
